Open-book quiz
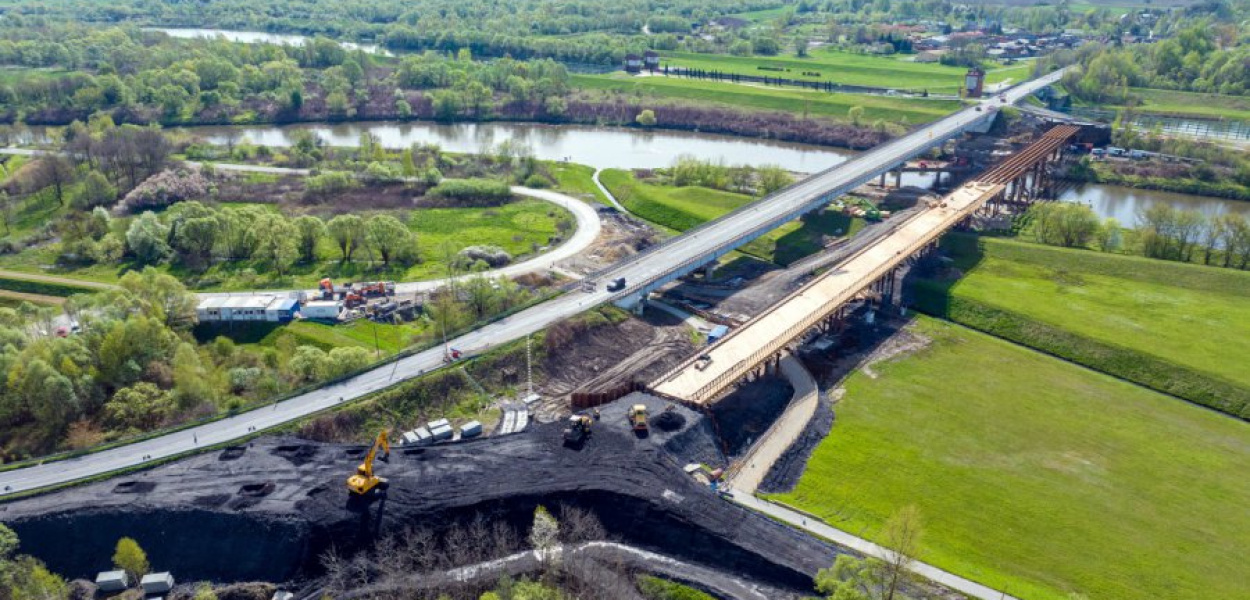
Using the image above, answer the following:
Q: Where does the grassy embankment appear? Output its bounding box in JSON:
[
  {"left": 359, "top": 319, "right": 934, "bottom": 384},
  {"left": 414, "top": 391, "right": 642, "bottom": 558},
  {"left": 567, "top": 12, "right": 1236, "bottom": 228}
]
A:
[
  {"left": 911, "top": 234, "right": 1250, "bottom": 419},
  {"left": 0, "top": 197, "right": 571, "bottom": 291},
  {"left": 1119, "top": 87, "right": 1250, "bottom": 121},
  {"left": 654, "top": 49, "right": 1032, "bottom": 94},
  {"left": 572, "top": 74, "right": 960, "bottom": 125},
  {"left": 776, "top": 315, "right": 1250, "bottom": 600},
  {"left": 599, "top": 168, "right": 864, "bottom": 265}
]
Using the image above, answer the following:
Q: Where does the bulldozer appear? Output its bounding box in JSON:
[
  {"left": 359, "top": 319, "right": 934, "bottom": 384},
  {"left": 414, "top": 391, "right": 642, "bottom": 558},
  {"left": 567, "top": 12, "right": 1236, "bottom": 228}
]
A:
[
  {"left": 346, "top": 430, "right": 391, "bottom": 496},
  {"left": 563, "top": 414, "right": 593, "bottom": 445},
  {"left": 628, "top": 404, "right": 649, "bottom": 433}
]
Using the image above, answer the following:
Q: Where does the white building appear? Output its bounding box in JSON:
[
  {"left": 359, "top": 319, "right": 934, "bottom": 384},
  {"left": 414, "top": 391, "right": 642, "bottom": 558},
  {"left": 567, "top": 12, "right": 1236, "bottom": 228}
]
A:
[{"left": 197, "top": 295, "right": 302, "bottom": 323}]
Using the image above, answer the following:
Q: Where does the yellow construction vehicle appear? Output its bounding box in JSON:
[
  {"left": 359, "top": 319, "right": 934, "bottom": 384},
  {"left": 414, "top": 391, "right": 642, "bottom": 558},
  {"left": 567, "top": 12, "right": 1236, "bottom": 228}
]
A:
[
  {"left": 346, "top": 430, "right": 391, "bottom": 496},
  {"left": 563, "top": 415, "right": 593, "bottom": 445},
  {"left": 628, "top": 404, "right": 649, "bottom": 433}
]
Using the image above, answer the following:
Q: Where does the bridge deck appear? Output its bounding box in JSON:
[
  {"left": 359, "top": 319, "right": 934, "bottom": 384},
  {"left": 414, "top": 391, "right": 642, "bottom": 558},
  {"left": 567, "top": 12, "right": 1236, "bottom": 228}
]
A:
[{"left": 650, "top": 182, "right": 1004, "bottom": 405}]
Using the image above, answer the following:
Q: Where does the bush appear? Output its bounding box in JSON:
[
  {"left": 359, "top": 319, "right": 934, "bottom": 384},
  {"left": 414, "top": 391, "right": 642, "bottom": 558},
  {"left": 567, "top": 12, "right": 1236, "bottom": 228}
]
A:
[
  {"left": 522, "top": 173, "right": 550, "bottom": 189},
  {"left": 305, "top": 171, "right": 359, "bottom": 198},
  {"left": 457, "top": 245, "right": 512, "bottom": 267},
  {"left": 424, "top": 178, "right": 512, "bottom": 206},
  {"left": 119, "top": 168, "right": 211, "bottom": 214}
]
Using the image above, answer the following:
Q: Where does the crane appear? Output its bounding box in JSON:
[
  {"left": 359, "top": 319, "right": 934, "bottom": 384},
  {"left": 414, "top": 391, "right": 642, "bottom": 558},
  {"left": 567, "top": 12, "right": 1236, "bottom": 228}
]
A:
[{"left": 346, "top": 430, "right": 391, "bottom": 496}]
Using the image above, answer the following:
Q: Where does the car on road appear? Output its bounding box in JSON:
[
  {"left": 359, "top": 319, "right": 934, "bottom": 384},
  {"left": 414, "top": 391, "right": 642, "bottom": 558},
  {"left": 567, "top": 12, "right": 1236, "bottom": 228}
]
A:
[{"left": 606, "top": 277, "right": 627, "bottom": 292}]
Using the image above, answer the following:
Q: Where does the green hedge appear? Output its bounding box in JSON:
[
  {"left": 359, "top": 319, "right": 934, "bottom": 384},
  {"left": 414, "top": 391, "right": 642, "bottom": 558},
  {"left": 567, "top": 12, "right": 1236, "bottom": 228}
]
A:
[
  {"left": 0, "top": 276, "right": 98, "bottom": 297},
  {"left": 911, "top": 282, "right": 1250, "bottom": 420}
]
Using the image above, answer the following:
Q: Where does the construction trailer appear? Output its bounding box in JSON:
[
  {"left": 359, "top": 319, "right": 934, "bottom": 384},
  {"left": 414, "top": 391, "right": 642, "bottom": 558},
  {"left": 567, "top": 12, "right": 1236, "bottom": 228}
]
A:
[
  {"left": 140, "top": 572, "right": 175, "bottom": 595},
  {"left": 196, "top": 295, "right": 301, "bottom": 323},
  {"left": 95, "top": 570, "right": 129, "bottom": 593},
  {"left": 301, "top": 300, "right": 344, "bottom": 321}
]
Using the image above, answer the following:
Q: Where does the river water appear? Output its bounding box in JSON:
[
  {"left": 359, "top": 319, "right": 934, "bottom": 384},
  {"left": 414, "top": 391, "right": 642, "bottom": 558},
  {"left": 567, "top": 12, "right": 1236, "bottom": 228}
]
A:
[
  {"left": 149, "top": 28, "right": 388, "bottom": 55},
  {"left": 133, "top": 28, "right": 1250, "bottom": 222}
]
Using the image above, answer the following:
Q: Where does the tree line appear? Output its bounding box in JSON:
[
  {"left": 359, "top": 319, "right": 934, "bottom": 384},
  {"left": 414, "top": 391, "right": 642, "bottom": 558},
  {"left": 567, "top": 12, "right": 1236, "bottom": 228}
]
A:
[{"left": 1026, "top": 202, "right": 1250, "bottom": 270}]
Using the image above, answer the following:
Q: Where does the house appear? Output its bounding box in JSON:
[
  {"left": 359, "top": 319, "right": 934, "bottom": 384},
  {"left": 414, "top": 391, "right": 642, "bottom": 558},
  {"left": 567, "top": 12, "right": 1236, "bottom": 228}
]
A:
[
  {"left": 643, "top": 50, "right": 660, "bottom": 71},
  {"left": 624, "top": 54, "right": 643, "bottom": 73}
]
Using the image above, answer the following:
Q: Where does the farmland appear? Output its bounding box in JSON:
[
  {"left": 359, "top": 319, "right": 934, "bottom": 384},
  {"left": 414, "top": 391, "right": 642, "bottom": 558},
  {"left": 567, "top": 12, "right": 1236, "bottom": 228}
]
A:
[
  {"left": 776, "top": 316, "right": 1250, "bottom": 600},
  {"left": 572, "top": 73, "right": 960, "bottom": 125},
  {"left": 653, "top": 50, "right": 1032, "bottom": 94}
]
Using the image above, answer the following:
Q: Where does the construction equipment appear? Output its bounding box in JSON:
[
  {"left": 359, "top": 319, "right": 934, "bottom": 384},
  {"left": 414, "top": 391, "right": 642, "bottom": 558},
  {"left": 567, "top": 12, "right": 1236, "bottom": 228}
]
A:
[
  {"left": 346, "top": 430, "right": 391, "bottom": 496},
  {"left": 628, "top": 404, "right": 649, "bottom": 432},
  {"left": 358, "top": 281, "right": 396, "bottom": 297},
  {"left": 562, "top": 414, "right": 593, "bottom": 445}
]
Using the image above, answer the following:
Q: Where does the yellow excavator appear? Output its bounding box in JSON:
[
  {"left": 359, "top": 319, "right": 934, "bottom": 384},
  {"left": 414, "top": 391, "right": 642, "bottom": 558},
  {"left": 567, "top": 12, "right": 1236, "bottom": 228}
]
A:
[{"left": 346, "top": 430, "right": 391, "bottom": 496}]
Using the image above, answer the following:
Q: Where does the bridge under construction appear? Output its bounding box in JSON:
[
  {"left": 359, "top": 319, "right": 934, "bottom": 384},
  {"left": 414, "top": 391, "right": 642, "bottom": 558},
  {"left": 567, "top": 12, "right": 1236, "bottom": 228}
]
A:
[{"left": 650, "top": 125, "right": 1080, "bottom": 406}]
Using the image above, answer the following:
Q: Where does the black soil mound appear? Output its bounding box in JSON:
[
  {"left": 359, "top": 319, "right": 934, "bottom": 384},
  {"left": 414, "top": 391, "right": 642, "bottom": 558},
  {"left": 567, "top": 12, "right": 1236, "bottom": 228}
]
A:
[
  {"left": 3, "top": 425, "right": 838, "bottom": 593},
  {"left": 653, "top": 410, "right": 686, "bottom": 432},
  {"left": 219, "top": 446, "right": 247, "bottom": 461},
  {"left": 111, "top": 481, "right": 156, "bottom": 494}
]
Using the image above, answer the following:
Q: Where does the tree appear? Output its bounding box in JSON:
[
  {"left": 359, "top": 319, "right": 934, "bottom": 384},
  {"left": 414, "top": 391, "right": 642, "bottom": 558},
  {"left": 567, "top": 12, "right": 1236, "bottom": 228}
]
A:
[
  {"left": 125, "top": 211, "right": 171, "bottom": 265},
  {"left": 327, "top": 214, "right": 365, "bottom": 262},
  {"left": 879, "top": 505, "right": 923, "bottom": 600},
  {"left": 288, "top": 345, "right": 330, "bottom": 383},
  {"left": 74, "top": 170, "right": 117, "bottom": 210},
  {"left": 528, "top": 505, "right": 560, "bottom": 571},
  {"left": 365, "top": 215, "right": 415, "bottom": 266},
  {"left": 1096, "top": 218, "right": 1122, "bottom": 253},
  {"left": 328, "top": 346, "right": 372, "bottom": 376},
  {"left": 104, "top": 382, "right": 175, "bottom": 431},
  {"left": 172, "top": 214, "right": 220, "bottom": 270},
  {"left": 32, "top": 156, "right": 75, "bottom": 206},
  {"left": 848, "top": 106, "right": 865, "bottom": 127},
  {"left": 249, "top": 214, "right": 299, "bottom": 276},
  {"left": 113, "top": 537, "right": 149, "bottom": 581},
  {"left": 119, "top": 267, "right": 199, "bottom": 329},
  {"left": 757, "top": 165, "right": 793, "bottom": 196},
  {"left": 1030, "top": 203, "right": 1099, "bottom": 248},
  {"left": 294, "top": 216, "right": 326, "bottom": 263},
  {"left": 635, "top": 109, "right": 657, "bottom": 127}
]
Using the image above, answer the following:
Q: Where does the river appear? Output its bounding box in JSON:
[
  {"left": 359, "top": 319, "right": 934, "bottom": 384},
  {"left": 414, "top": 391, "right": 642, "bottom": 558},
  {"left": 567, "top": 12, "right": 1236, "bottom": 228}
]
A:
[
  {"left": 149, "top": 28, "right": 388, "bottom": 55},
  {"left": 125, "top": 29, "right": 1250, "bottom": 222}
]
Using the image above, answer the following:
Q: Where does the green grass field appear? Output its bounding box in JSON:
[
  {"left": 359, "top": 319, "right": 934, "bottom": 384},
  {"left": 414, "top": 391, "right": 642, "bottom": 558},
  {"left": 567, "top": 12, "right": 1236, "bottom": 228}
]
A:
[
  {"left": 599, "top": 169, "right": 862, "bottom": 264},
  {"left": 776, "top": 316, "right": 1250, "bottom": 600},
  {"left": 654, "top": 50, "right": 1032, "bottom": 94},
  {"left": 0, "top": 197, "right": 571, "bottom": 291},
  {"left": 1122, "top": 88, "right": 1250, "bottom": 121},
  {"left": 547, "top": 161, "right": 609, "bottom": 205},
  {"left": 938, "top": 235, "right": 1250, "bottom": 390},
  {"left": 572, "top": 73, "right": 960, "bottom": 124}
]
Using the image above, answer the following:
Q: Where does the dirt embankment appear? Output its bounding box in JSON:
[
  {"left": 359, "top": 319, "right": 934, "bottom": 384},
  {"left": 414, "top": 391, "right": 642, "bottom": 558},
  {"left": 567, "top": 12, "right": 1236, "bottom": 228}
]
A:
[{"left": 1, "top": 412, "right": 839, "bottom": 595}]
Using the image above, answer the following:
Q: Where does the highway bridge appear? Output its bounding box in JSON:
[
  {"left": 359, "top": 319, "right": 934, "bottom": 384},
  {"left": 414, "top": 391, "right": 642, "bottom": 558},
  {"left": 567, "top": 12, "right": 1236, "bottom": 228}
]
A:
[
  {"left": 0, "top": 68, "right": 1066, "bottom": 495},
  {"left": 650, "top": 125, "right": 1080, "bottom": 405}
]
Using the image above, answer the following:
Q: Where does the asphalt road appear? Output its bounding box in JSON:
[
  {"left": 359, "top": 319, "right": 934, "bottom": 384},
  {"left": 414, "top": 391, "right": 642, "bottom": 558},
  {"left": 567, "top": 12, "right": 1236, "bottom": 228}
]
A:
[{"left": 0, "top": 70, "right": 1064, "bottom": 495}]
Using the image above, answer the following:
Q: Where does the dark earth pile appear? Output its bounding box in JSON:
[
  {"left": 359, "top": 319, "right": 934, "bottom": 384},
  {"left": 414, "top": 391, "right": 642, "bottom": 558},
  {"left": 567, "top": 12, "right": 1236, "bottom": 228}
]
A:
[{"left": 0, "top": 398, "right": 838, "bottom": 596}]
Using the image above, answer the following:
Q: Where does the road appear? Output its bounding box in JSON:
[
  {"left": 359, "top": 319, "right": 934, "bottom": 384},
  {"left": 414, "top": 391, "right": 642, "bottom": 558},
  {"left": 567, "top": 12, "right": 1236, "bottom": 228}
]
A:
[
  {"left": 0, "top": 70, "right": 1064, "bottom": 495},
  {"left": 726, "top": 355, "right": 819, "bottom": 494}
]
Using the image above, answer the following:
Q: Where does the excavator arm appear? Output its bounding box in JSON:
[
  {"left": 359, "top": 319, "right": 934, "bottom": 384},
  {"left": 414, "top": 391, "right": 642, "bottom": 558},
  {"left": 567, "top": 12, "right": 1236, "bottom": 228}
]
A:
[{"left": 348, "top": 430, "right": 391, "bottom": 495}]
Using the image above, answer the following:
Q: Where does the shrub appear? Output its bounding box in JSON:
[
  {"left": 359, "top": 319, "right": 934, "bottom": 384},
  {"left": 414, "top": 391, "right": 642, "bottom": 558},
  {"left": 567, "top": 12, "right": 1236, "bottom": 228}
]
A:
[
  {"left": 457, "top": 245, "right": 512, "bottom": 267},
  {"left": 119, "top": 168, "right": 211, "bottom": 214},
  {"left": 423, "top": 178, "right": 512, "bottom": 207}
]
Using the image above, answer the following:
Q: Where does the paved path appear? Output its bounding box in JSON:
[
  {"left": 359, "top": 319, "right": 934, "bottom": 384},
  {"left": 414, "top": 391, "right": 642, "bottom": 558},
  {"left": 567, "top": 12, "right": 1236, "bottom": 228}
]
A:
[
  {"left": 726, "top": 355, "right": 820, "bottom": 494},
  {"left": 0, "top": 153, "right": 603, "bottom": 299},
  {"left": 0, "top": 268, "right": 117, "bottom": 290},
  {"left": 591, "top": 168, "right": 628, "bottom": 212},
  {"left": 729, "top": 492, "right": 1021, "bottom": 600}
]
